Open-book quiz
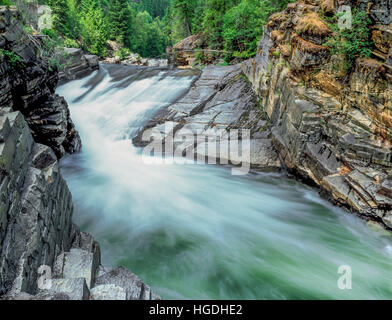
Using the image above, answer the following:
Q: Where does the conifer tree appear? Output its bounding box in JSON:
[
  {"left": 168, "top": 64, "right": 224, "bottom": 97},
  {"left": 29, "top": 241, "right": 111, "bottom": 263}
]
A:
[
  {"left": 48, "top": 0, "right": 68, "bottom": 34},
  {"left": 107, "top": 0, "right": 131, "bottom": 44},
  {"left": 80, "top": 0, "right": 107, "bottom": 56}
]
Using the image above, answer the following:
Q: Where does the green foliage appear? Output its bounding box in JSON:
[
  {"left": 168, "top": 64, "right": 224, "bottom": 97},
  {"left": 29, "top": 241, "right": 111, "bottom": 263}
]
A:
[
  {"left": 127, "top": 11, "right": 167, "bottom": 58},
  {"left": 163, "top": 0, "right": 204, "bottom": 45},
  {"left": 79, "top": 0, "right": 107, "bottom": 57},
  {"left": 48, "top": 0, "right": 68, "bottom": 34},
  {"left": 202, "top": 0, "right": 238, "bottom": 49},
  {"left": 0, "top": 0, "right": 12, "bottom": 6},
  {"left": 137, "top": 0, "right": 171, "bottom": 18},
  {"left": 42, "top": 28, "right": 58, "bottom": 39},
  {"left": 22, "top": 24, "right": 33, "bottom": 34},
  {"left": 324, "top": 9, "right": 373, "bottom": 68},
  {"left": 164, "top": 0, "right": 293, "bottom": 61},
  {"left": 0, "top": 49, "right": 24, "bottom": 71},
  {"left": 45, "top": 0, "right": 293, "bottom": 62},
  {"left": 46, "top": 0, "right": 169, "bottom": 58},
  {"left": 63, "top": 37, "right": 79, "bottom": 48},
  {"left": 39, "top": 35, "right": 67, "bottom": 71},
  {"left": 107, "top": 0, "right": 131, "bottom": 43},
  {"left": 65, "top": 0, "right": 81, "bottom": 39},
  {"left": 222, "top": 0, "right": 264, "bottom": 61}
]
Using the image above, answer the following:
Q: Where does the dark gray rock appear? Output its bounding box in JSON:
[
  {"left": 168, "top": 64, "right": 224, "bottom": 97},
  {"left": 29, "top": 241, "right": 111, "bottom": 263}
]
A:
[
  {"left": 360, "top": 0, "right": 392, "bottom": 25},
  {"left": 58, "top": 47, "right": 99, "bottom": 84},
  {"left": 0, "top": 7, "right": 157, "bottom": 301},
  {"left": 133, "top": 64, "right": 278, "bottom": 171},
  {"left": 0, "top": 111, "right": 73, "bottom": 296},
  {"left": 0, "top": 6, "right": 81, "bottom": 158},
  {"left": 241, "top": 1, "right": 392, "bottom": 230},
  {"left": 5, "top": 290, "right": 71, "bottom": 300}
]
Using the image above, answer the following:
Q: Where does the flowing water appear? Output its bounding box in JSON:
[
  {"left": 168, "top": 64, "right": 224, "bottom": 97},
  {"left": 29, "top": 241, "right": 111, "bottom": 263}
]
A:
[{"left": 58, "top": 64, "right": 392, "bottom": 300}]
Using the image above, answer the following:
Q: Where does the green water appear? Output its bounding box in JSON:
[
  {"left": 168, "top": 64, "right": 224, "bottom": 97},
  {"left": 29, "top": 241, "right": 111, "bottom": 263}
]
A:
[{"left": 59, "top": 64, "right": 392, "bottom": 300}]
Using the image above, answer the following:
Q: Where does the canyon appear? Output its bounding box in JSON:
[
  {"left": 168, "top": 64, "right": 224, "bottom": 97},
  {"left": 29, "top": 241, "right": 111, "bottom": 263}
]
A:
[{"left": 0, "top": 0, "right": 391, "bottom": 300}]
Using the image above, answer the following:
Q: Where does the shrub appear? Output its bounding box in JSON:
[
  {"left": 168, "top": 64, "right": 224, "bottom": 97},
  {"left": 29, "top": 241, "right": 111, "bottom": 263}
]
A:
[
  {"left": 41, "top": 28, "right": 58, "bottom": 39},
  {"left": 324, "top": 9, "right": 373, "bottom": 69},
  {"left": 39, "top": 35, "right": 67, "bottom": 72},
  {"left": 0, "top": 49, "right": 25, "bottom": 71},
  {"left": 62, "top": 37, "right": 79, "bottom": 48}
]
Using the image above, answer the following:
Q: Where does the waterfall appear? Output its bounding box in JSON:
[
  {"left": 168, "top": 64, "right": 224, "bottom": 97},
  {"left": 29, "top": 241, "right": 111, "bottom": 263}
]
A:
[{"left": 58, "top": 64, "right": 392, "bottom": 300}]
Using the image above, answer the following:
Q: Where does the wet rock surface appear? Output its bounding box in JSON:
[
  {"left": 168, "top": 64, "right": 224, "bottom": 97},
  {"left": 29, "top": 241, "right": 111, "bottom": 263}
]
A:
[
  {"left": 133, "top": 64, "right": 282, "bottom": 172},
  {"left": 135, "top": 0, "right": 392, "bottom": 231}
]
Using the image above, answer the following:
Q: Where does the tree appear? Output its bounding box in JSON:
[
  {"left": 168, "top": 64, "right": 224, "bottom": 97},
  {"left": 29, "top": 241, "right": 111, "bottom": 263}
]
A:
[
  {"left": 65, "top": 0, "right": 80, "bottom": 39},
  {"left": 222, "top": 0, "right": 274, "bottom": 60},
  {"left": 137, "top": 0, "right": 171, "bottom": 18},
  {"left": 163, "top": 0, "right": 205, "bottom": 45},
  {"left": 80, "top": 0, "right": 107, "bottom": 56},
  {"left": 48, "top": 0, "right": 68, "bottom": 34},
  {"left": 127, "top": 10, "right": 167, "bottom": 58},
  {"left": 0, "top": 0, "right": 12, "bottom": 5},
  {"left": 202, "top": 0, "right": 239, "bottom": 49},
  {"left": 107, "top": 0, "right": 131, "bottom": 44}
]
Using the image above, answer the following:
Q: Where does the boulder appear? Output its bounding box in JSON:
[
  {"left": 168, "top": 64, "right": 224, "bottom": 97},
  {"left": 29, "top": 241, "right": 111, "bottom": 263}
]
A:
[
  {"left": 90, "top": 284, "right": 126, "bottom": 300},
  {"left": 53, "top": 248, "right": 100, "bottom": 289},
  {"left": 50, "top": 278, "right": 90, "bottom": 300},
  {"left": 94, "top": 267, "right": 160, "bottom": 300},
  {"left": 173, "top": 34, "right": 204, "bottom": 66}
]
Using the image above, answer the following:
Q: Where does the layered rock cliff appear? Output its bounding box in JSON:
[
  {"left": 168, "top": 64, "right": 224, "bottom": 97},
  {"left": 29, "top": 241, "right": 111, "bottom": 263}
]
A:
[
  {"left": 242, "top": 0, "right": 392, "bottom": 229},
  {"left": 0, "top": 6, "right": 159, "bottom": 300},
  {"left": 0, "top": 6, "right": 81, "bottom": 158},
  {"left": 0, "top": 108, "right": 160, "bottom": 300},
  {"left": 58, "top": 47, "right": 99, "bottom": 84}
]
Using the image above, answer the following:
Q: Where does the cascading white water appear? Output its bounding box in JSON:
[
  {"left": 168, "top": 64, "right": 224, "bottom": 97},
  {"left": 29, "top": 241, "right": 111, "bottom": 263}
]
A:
[{"left": 58, "top": 64, "right": 392, "bottom": 299}]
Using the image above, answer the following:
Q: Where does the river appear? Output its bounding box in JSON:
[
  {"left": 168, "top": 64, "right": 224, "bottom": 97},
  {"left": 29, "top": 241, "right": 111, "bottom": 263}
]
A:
[{"left": 58, "top": 63, "right": 392, "bottom": 300}]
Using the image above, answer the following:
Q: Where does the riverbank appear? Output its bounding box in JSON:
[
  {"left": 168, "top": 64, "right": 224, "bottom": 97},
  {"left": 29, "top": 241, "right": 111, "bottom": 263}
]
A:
[
  {"left": 0, "top": 0, "right": 391, "bottom": 300},
  {"left": 58, "top": 63, "right": 392, "bottom": 299}
]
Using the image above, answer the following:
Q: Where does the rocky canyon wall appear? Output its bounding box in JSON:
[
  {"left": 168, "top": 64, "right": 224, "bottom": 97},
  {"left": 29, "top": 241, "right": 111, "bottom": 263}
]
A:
[
  {"left": 0, "top": 6, "right": 158, "bottom": 300},
  {"left": 0, "top": 6, "right": 81, "bottom": 158},
  {"left": 242, "top": 0, "right": 392, "bottom": 229}
]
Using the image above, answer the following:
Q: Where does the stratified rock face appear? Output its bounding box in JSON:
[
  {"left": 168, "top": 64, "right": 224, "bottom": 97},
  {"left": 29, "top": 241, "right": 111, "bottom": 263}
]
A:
[
  {"left": 94, "top": 267, "right": 160, "bottom": 300},
  {"left": 58, "top": 47, "right": 99, "bottom": 84},
  {"left": 133, "top": 65, "right": 282, "bottom": 172},
  {"left": 0, "top": 109, "right": 74, "bottom": 296},
  {"left": 173, "top": 34, "right": 205, "bottom": 67},
  {"left": 242, "top": 0, "right": 392, "bottom": 228},
  {"left": 0, "top": 6, "right": 81, "bottom": 158},
  {"left": 0, "top": 109, "right": 160, "bottom": 300}
]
